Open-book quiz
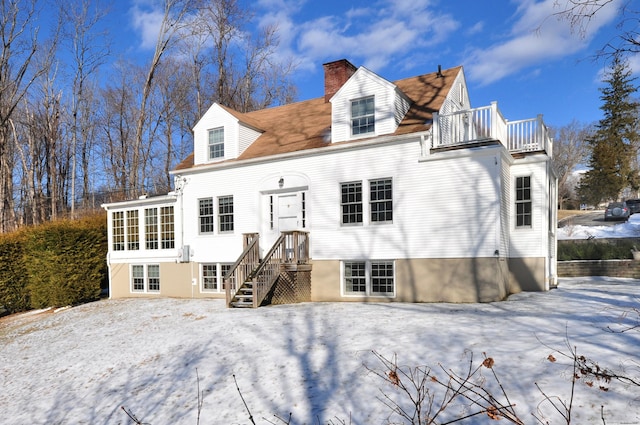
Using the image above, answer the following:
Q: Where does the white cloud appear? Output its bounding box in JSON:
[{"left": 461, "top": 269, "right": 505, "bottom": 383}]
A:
[
  {"left": 255, "top": 0, "right": 458, "bottom": 76},
  {"left": 626, "top": 53, "right": 640, "bottom": 76},
  {"left": 466, "top": 0, "right": 621, "bottom": 86},
  {"left": 129, "top": 2, "right": 164, "bottom": 50},
  {"left": 466, "top": 21, "right": 485, "bottom": 36}
]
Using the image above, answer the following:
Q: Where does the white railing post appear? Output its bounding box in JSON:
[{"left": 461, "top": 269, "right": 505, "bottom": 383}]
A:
[
  {"left": 432, "top": 112, "right": 439, "bottom": 149},
  {"left": 537, "top": 114, "right": 544, "bottom": 152},
  {"left": 490, "top": 102, "right": 498, "bottom": 141}
]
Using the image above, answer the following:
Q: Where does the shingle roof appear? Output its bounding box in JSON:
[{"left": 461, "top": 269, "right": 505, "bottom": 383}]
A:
[{"left": 174, "top": 65, "right": 461, "bottom": 171}]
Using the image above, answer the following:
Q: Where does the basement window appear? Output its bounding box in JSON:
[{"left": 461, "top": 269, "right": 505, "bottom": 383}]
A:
[
  {"left": 131, "top": 264, "right": 160, "bottom": 293},
  {"left": 202, "top": 263, "right": 233, "bottom": 293},
  {"left": 343, "top": 260, "right": 395, "bottom": 297}
]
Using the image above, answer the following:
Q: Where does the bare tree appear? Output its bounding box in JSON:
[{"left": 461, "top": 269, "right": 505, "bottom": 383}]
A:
[
  {"left": 236, "top": 23, "right": 298, "bottom": 111},
  {"left": 130, "top": 0, "right": 195, "bottom": 197},
  {"left": 0, "top": 0, "right": 299, "bottom": 230},
  {"left": 0, "top": 0, "right": 47, "bottom": 232},
  {"left": 97, "top": 60, "right": 139, "bottom": 200},
  {"left": 153, "top": 58, "right": 193, "bottom": 192},
  {"left": 38, "top": 71, "right": 64, "bottom": 221},
  {"left": 193, "top": 0, "right": 297, "bottom": 112},
  {"left": 60, "top": 0, "right": 110, "bottom": 217},
  {"left": 179, "top": 28, "right": 212, "bottom": 121},
  {"left": 553, "top": 0, "right": 639, "bottom": 57},
  {"left": 551, "top": 121, "right": 593, "bottom": 209}
]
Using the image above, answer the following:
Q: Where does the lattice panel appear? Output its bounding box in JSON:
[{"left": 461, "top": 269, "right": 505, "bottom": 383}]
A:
[{"left": 271, "top": 270, "right": 311, "bottom": 305}]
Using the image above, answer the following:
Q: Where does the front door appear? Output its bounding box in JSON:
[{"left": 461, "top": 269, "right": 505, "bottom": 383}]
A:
[
  {"left": 278, "top": 193, "right": 301, "bottom": 231},
  {"left": 262, "top": 191, "right": 306, "bottom": 254}
]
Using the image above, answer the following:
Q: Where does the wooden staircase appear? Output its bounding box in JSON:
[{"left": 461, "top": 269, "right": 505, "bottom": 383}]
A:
[{"left": 224, "top": 231, "right": 309, "bottom": 308}]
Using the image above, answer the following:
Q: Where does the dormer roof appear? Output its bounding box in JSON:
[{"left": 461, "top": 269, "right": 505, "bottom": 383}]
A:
[
  {"left": 174, "top": 65, "right": 462, "bottom": 171},
  {"left": 216, "top": 104, "right": 264, "bottom": 132}
]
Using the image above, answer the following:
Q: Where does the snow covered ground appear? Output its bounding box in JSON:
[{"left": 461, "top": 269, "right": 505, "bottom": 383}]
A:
[
  {"left": 558, "top": 210, "right": 640, "bottom": 240},
  {"left": 1, "top": 277, "right": 639, "bottom": 424},
  {"left": 1, "top": 214, "right": 639, "bottom": 424}
]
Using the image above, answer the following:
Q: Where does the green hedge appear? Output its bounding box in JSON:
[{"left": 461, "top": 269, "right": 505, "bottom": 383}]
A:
[
  {"left": 0, "top": 230, "right": 30, "bottom": 314},
  {"left": 557, "top": 238, "right": 640, "bottom": 261},
  {"left": 0, "top": 214, "right": 107, "bottom": 313}
]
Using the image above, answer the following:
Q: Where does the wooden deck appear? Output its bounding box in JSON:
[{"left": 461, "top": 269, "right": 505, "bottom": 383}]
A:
[{"left": 432, "top": 102, "right": 552, "bottom": 156}]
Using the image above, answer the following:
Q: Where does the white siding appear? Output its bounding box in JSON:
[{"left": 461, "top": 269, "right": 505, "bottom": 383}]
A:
[
  {"left": 181, "top": 168, "right": 258, "bottom": 262},
  {"left": 394, "top": 89, "right": 411, "bottom": 126},
  {"left": 180, "top": 140, "right": 504, "bottom": 264},
  {"left": 192, "top": 104, "right": 241, "bottom": 165},
  {"left": 509, "top": 159, "right": 550, "bottom": 257},
  {"left": 330, "top": 68, "right": 408, "bottom": 143},
  {"left": 439, "top": 70, "right": 470, "bottom": 115},
  {"left": 238, "top": 124, "right": 262, "bottom": 156},
  {"left": 500, "top": 155, "right": 511, "bottom": 257}
]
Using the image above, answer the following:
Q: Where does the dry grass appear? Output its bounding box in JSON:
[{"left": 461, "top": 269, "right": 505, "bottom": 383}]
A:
[{"left": 558, "top": 209, "right": 594, "bottom": 221}]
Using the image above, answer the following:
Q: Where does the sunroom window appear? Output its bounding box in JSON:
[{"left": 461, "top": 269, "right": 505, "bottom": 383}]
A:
[
  {"left": 112, "top": 211, "right": 125, "bottom": 251},
  {"left": 160, "top": 206, "right": 175, "bottom": 249},
  {"left": 145, "top": 208, "right": 158, "bottom": 250},
  {"left": 126, "top": 210, "right": 139, "bottom": 250}
]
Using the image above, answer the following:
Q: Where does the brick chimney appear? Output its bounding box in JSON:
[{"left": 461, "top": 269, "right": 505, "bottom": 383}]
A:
[{"left": 323, "top": 59, "right": 357, "bottom": 102}]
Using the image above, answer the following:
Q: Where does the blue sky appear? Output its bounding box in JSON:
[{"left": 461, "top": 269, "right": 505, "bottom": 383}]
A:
[{"left": 119, "top": 0, "right": 636, "bottom": 128}]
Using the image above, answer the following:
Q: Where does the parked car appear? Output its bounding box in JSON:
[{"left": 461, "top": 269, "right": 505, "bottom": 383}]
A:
[
  {"left": 604, "top": 202, "right": 630, "bottom": 221},
  {"left": 625, "top": 199, "right": 640, "bottom": 214}
]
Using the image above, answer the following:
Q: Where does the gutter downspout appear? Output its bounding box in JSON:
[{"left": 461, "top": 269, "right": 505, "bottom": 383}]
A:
[{"left": 106, "top": 251, "right": 112, "bottom": 300}]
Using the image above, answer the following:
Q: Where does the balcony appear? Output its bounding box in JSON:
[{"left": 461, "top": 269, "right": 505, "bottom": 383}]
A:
[{"left": 430, "top": 102, "right": 552, "bottom": 156}]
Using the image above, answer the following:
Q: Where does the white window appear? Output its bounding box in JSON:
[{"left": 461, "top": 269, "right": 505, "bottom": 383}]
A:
[
  {"left": 145, "top": 208, "right": 158, "bottom": 250},
  {"left": 112, "top": 210, "right": 139, "bottom": 251},
  {"left": 202, "top": 263, "right": 233, "bottom": 292},
  {"left": 351, "top": 96, "right": 375, "bottom": 135},
  {"left": 112, "top": 211, "right": 125, "bottom": 251},
  {"left": 370, "top": 178, "right": 393, "bottom": 223},
  {"left": 199, "top": 198, "right": 215, "bottom": 233},
  {"left": 340, "top": 178, "right": 393, "bottom": 225},
  {"left": 341, "top": 182, "right": 363, "bottom": 225},
  {"left": 343, "top": 260, "right": 395, "bottom": 296},
  {"left": 160, "top": 206, "right": 175, "bottom": 249},
  {"left": 218, "top": 196, "right": 234, "bottom": 233},
  {"left": 126, "top": 210, "right": 139, "bottom": 250},
  {"left": 208, "top": 127, "right": 224, "bottom": 159},
  {"left": 516, "top": 176, "right": 532, "bottom": 227},
  {"left": 131, "top": 264, "right": 160, "bottom": 293},
  {"left": 111, "top": 206, "right": 173, "bottom": 252}
]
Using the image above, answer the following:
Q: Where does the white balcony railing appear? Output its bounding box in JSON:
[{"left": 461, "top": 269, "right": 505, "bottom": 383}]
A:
[{"left": 431, "top": 101, "right": 551, "bottom": 156}]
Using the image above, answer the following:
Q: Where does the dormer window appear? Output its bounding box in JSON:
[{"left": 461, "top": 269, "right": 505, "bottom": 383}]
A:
[
  {"left": 351, "top": 96, "right": 375, "bottom": 136},
  {"left": 208, "top": 127, "right": 224, "bottom": 160}
]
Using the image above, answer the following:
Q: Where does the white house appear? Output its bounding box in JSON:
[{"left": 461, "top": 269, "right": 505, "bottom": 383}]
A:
[{"left": 102, "top": 59, "right": 557, "bottom": 307}]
